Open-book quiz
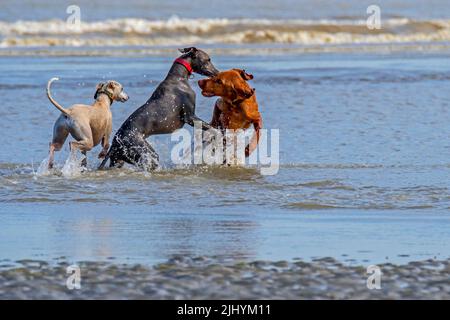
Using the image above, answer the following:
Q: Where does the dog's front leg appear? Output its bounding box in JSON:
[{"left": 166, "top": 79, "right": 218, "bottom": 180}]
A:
[
  {"left": 185, "top": 113, "right": 216, "bottom": 131},
  {"left": 98, "top": 136, "right": 110, "bottom": 159},
  {"left": 210, "top": 104, "right": 222, "bottom": 128}
]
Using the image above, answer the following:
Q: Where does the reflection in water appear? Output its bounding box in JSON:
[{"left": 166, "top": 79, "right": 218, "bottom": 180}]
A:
[
  {"left": 52, "top": 217, "right": 115, "bottom": 261},
  {"left": 2, "top": 204, "right": 450, "bottom": 265},
  {"left": 44, "top": 209, "right": 259, "bottom": 264},
  {"left": 154, "top": 218, "right": 258, "bottom": 260}
]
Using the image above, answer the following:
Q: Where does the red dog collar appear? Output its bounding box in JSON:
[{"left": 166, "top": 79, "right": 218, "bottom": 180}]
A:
[{"left": 174, "top": 58, "right": 193, "bottom": 75}]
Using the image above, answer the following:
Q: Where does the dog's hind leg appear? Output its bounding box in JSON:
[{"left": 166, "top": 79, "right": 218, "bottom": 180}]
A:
[
  {"left": 139, "top": 140, "right": 160, "bottom": 171},
  {"left": 48, "top": 143, "right": 58, "bottom": 169},
  {"left": 111, "top": 158, "right": 125, "bottom": 168},
  {"left": 81, "top": 151, "right": 87, "bottom": 167},
  {"left": 128, "top": 139, "right": 159, "bottom": 171},
  {"left": 69, "top": 139, "right": 93, "bottom": 170},
  {"left": 107, "top": 152, "right": 125, "bottom": 169},
  {"left": 69, "top": 121, "right": 94, "bottom": 161},
  {"left": 49, "top": 117, "right": 70, "bottom": 169}
]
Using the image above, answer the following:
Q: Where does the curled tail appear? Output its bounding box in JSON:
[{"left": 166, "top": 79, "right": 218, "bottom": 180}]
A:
[{"left": 47, "top": 77, "right": 70, "bottom": 116}]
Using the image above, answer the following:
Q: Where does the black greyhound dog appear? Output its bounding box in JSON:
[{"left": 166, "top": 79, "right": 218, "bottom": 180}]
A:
[{"left": 99, "top": 47, "right": 219, "bottom": 170}]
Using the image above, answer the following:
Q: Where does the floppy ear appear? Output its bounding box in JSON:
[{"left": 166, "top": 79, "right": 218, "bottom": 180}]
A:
[
  {"left": 96, "top": 82, "right": 105, "bottom": 91},
  {"left": 235, "top": 69, "right": 254, "bottom": 81},
  {"left": 234, "top": 85, "right": 255, "bottom": 100},
  {"left": 94, "top": 82, "right": 105, "bottom": 99},
  {"left": 178, "top": 47, "right": 197, "bottom": 55},
  {"left": 104, "top": 81, "right": 117, "bottom": 96}
]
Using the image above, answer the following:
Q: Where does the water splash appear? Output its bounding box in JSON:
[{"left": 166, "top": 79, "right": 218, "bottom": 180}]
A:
[
  {"left": 137, "top": 152, "right": 159, "bottom": 172},
  {"left": 35, "top": 156, "right": 51, "bottom": 176},
  {"left": 61, "top": 151, "right": 86, "bottom": 178}
]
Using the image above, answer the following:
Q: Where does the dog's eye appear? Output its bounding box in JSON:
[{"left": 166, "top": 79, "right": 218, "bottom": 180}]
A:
[{"left": 215, "top": 79, "right": 222, "bottom": 85}]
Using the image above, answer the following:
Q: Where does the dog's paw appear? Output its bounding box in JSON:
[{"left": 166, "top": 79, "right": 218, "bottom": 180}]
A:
[{"left": 98, "top": 151, "right": 107, "bottom": 159}]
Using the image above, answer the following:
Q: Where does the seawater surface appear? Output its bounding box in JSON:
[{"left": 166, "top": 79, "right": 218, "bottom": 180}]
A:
[{"left": 0, "top": 53, "right": 449, "bottom": 266}]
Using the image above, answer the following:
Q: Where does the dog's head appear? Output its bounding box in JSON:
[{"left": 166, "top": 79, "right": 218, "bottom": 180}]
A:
[
  {"left": 198, "top": 69, "right": 255, "bottom": 102},
  {"left": 178, "top": 47, "right": 219, "bottom": 77},
  {"left": 94, "top": 80, "right": 129, "bottom": 103}
]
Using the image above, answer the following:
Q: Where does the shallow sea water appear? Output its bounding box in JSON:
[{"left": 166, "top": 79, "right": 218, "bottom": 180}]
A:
[{"left": 0, "top": 53, "right": 449, "bottom": 266}]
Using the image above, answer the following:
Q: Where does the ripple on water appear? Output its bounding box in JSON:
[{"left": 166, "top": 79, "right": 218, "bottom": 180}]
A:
[
  {"left": 0, "top": 161, "right": 448, "bottom": 210},
  {"left": 283, "top": 202, "right": 344, "bottom": 210}
]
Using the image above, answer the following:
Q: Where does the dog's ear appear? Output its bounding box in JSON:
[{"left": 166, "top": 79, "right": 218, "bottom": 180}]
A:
[
  {"left": 234, "top": 85, "right": 255, "bottom": 100},
  {"left": 245, "top": 87, "right": 256, "bottom": 98},
  {"left": 96, "top": 82, "right": 105, "bottom": 91},
  {"left": 178, "top": 47, "right": 197, "bottom": 55},
  {"left": 105, "top": 81, "right": 118, "bottom": 96},
  {"left": 235, "top": 69, "right": 254, "bottom": 81},
  {"left": 94, "top": 82, "right": 105, "bottom": 99}
]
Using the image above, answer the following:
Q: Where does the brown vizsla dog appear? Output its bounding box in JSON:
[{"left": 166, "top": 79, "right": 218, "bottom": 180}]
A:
[
  {"left": 198, "top": 69, "right": 262, "bottom": 157},
  {"left": 46, "top": 77, "right": 129, "bottom": 169}
]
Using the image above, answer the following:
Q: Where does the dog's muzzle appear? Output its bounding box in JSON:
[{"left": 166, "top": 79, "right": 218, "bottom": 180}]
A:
[{"left": 119, "top": 92, "right": 129, "bottom": 102}]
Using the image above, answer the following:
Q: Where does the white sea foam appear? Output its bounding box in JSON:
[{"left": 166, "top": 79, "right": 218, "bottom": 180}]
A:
[{"left": 1, "top": 17, "right": 450, "bottom": 49}]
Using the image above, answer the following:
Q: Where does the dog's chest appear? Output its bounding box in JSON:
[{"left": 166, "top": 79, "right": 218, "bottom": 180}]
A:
[{"left": 219, "top": 102, "right": 251, "bottom": 130}]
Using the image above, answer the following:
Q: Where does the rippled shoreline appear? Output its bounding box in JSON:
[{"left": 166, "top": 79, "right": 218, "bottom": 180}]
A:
[{"left": 1, "top": 256, "right": 449, "bottom": 299}]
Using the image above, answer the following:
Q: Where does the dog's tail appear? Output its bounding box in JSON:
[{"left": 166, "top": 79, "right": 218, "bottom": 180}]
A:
[
  {"left": 47, "top": 77, "right": 70, "bottom": 116},
  {"left": 246, "top": 117, "right": 263, "bottom": 157}
]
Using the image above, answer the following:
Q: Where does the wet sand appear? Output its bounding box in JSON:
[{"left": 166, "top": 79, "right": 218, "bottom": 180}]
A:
[{"left": 1, "top": 256, "right": 449, "bottom": 299}]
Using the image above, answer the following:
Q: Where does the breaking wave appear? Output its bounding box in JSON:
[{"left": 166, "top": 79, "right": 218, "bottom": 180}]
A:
[{"left": 1, "top": 16, "right": 450, "bottom": 49}]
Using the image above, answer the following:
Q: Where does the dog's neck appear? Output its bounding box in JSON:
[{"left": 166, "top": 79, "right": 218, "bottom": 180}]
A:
[
  {"left": 94, "top": 93, "right": 113, "bottom": 108},
  {"left": 167, "top": 56, "right": 193, "bottom": 80}
]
